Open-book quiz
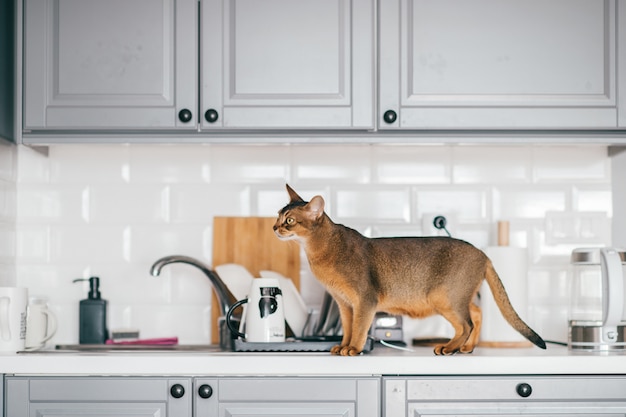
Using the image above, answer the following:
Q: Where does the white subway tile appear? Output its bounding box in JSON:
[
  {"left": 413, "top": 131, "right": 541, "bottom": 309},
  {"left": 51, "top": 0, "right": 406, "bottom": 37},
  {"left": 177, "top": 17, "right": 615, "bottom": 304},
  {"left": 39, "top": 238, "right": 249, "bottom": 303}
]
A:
[
  {"left": 0, "top": 264, "right": 17, "bottom": 287},
  {"left": 493, "top": 186, "right": 566, "bottom": 219},
  {"left": 0, "top": 224, "right": 16, "bottom": 262},
  {"left": 210, "top": 146, "right": 290, "bottom": 183},
  {"left": 129, "top": 224, "right": 212, "bottom": 265},
  {"left": 48, "top": 225, "right": 128, "bottom": 264},
  {"left": 335, "top": 188, "right": 411, "bottom": 222},
  {"left": 89, "top": 185, "right": 167, "bottom": 224},
  {"left": 452, "top": 146, "right": 531, "bottom": 184},
  {"left": 16, "top": 146, "right": 50, "bottom": 184},
  {"left": 573, "top": 186, "right": 612, "bottom": 214},
  {"left": 0, "top": 141, "right": 16, "bottom": 182},
  {"left": 533, "top": 146, "right": 610, "bottom": 183},
  {"left": 17, "top": 185, "right": 86, "bottom": 223},
  {"left": 129, "top": 144, "right": 212, "bottom": 183},
  {"left": 16, "top": 225, "right": 48, "bottom": 262},
  {"left": 170, "top": 184, "right": 252, "bottom": 222},
  {"left": 416, "top": 188, "right": 488, "bottom": 221},
  {"left": 293, "top": 145, "right": 371, "bottom": 183},
  {"left": 48, "top": 145, "right": 130, "bottom": 184},
  {"left": 120, "top": 304, "right": 212, "bottom": 343},
  {"left": 0, "top": 181, "right": 16, "bottom": 221},
  {"left": 374, "top": 145, "right": 450, "bottom": 184}
]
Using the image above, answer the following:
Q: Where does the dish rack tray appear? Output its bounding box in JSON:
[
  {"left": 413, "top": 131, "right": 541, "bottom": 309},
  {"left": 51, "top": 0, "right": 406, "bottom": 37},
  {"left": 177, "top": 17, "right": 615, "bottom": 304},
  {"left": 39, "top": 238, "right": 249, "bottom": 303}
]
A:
[{"left": 233, "top": 336, "right": 374, "bottom": 353}]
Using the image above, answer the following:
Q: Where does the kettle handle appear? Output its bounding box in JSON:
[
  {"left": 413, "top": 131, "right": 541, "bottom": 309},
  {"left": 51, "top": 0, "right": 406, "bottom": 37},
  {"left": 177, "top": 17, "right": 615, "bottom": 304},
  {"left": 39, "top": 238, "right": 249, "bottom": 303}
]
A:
[
  {"left": 226, "top": 299, "right": 248, "bottom": 339},
  {"left": 600, "top": 248, "right": 624, "bottom": 342}
]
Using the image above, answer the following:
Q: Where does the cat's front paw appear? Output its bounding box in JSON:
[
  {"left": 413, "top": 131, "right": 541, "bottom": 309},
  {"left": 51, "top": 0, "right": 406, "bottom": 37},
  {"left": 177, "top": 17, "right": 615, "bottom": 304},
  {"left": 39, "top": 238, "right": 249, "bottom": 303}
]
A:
[
  {"left": 330, "top": 345, "right": 343, "bottom": 355},
  {"left": 330, "top": 345, "right": 361, "bottom": 356}
]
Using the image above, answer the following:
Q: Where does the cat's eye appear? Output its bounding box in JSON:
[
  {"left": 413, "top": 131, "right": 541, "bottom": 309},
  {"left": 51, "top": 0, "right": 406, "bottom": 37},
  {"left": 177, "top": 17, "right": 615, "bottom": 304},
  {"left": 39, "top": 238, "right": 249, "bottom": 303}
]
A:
[{"left": 286, "top": 217, "right": 296, "bottom": 225}]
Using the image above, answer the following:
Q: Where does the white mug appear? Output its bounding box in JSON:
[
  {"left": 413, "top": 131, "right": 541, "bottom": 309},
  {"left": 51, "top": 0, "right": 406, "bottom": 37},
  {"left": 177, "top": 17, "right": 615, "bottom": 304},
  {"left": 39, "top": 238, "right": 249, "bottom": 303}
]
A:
[
  {"left": 227, "top": 278, "right": 285, "bottom": 343},
  {"left": 0, "top": 287, "right": 29, "bottom": 354},
  {"left": 25, "top": 297, "right": 57, "bottom": 350}
]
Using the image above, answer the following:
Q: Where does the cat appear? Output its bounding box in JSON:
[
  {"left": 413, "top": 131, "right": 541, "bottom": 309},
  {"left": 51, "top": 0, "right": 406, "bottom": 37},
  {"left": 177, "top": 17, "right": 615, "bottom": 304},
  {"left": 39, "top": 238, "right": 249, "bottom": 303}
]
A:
[{"left": 273, "top": 184, "right": 546, "bottom": 356}]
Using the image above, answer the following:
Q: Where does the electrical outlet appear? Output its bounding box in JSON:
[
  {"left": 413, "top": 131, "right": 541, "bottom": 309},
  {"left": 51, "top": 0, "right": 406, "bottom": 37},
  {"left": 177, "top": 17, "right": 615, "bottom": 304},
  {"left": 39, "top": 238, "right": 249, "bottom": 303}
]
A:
[{"left": 421, "top": 212, "right": 457, "bottom": 237}]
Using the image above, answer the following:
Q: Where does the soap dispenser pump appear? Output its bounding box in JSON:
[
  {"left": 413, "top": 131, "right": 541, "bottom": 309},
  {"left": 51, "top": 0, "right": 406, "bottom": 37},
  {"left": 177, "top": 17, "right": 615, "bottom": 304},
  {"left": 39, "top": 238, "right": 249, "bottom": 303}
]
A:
[{"left": 73, "top": 277, "right": 108, "bottom": 344}]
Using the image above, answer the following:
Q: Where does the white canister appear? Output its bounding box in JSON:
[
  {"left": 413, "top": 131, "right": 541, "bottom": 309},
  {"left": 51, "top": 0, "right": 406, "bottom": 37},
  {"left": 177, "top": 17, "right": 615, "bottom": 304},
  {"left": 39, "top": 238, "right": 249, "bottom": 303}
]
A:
[
  {"left": 226, "top": 278, "right": 285, "bottom": 343},
  {"left": 0, "top": 287, "right": 29, "bottom": 354}
]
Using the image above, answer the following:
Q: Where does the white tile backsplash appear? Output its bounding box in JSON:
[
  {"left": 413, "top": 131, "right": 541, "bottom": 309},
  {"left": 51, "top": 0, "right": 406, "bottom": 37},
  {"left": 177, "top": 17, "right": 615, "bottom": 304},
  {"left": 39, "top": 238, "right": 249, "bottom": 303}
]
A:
[{"left": 6, "top": 142, "right": 615, "bottom": 347}]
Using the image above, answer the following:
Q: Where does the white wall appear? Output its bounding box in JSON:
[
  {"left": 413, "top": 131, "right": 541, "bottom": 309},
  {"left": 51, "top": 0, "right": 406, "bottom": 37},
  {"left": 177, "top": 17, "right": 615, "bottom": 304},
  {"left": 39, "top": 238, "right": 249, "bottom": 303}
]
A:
[
  {"left": 0, "top": 139, "right": 17, "bottom": 286},
  {"left": 13, "top": 143, "right": 613, "bottom": 346}
]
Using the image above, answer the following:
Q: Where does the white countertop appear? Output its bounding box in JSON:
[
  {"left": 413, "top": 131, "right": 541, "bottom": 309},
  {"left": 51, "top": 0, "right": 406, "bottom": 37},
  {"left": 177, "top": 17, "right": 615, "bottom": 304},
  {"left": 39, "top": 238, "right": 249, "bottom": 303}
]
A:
[{"left": 2, "top": 344, "right": 625, "bottom": 377}]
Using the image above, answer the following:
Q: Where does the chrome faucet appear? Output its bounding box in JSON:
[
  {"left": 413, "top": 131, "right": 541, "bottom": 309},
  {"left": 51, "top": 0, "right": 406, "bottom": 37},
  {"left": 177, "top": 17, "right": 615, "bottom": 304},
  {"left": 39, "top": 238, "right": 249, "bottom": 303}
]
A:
[{"left": 150, "top": 255, "right": 238, "bottom": 349}]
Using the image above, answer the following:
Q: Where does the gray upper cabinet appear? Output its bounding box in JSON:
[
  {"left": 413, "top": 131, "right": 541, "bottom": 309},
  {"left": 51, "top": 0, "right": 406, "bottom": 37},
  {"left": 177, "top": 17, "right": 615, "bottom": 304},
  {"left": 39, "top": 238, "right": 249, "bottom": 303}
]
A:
[
  {"left": 200, "top": 0, "right": 375, "bottom": 130},
  {"left": 23, "top": 0, "right": 198, "bottom": 131},
  {"left": 379, "top": 0, "right": 618, "bottom": 130},
  {"left": 22, "top": 0, "right": 374, "bottom": 132}
]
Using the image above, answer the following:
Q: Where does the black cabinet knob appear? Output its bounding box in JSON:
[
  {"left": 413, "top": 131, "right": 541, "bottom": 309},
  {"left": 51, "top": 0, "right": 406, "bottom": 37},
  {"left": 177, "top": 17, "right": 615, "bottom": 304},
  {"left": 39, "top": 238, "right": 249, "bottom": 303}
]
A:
[
  {"left": 170, "top": 384, "right": 185, "bottom": 398},
  {"left": 198, "top": 384, "right": 213, "bottom": 399},
  {"left": 204, "top": 109, "right": 219, "bottom": 123},
  {"left": 178, "top": 109, "right": 193, "bottom": 123},
  {"left": 383, "top": 110, "right": 397, "bottom": 124},
  {"left": 516, "top": 382, "right": 532, "bottom": 398}
]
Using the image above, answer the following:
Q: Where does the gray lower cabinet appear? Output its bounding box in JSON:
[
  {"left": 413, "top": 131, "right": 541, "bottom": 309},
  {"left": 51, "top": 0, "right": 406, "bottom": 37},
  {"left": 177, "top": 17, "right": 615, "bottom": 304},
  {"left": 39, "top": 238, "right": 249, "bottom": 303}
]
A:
[
  {"left": 384, "top": 376, "right": 626, "bottom": 417},
  {"left": 5, "top": 377, "right": 192, "bottom": 417},
  {"left": 5, "top": 376, "right": 380, "bottom": 417},
  {"left": 194, "top": 377, "right": 380, "bottom": 417}
]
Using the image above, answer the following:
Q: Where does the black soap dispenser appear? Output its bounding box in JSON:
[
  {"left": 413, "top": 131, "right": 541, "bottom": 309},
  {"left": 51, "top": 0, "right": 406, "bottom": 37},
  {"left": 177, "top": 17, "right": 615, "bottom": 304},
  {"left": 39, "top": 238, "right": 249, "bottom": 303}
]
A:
[{"left": 73, "top": 277, "right": 108, "bottom": 344}]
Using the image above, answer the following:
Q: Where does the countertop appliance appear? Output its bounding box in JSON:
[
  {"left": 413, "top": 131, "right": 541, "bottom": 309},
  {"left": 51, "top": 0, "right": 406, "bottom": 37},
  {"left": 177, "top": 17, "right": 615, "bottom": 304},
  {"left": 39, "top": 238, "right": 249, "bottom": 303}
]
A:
[{"left": 569, "top": 247, "right": 626, "bottom": 352}]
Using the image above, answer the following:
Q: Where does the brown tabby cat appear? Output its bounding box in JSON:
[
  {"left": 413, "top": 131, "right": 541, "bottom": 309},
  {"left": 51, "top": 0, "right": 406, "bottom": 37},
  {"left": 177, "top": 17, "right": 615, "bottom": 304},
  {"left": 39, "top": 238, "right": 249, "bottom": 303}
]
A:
[{"left": 273, "top": 184, "right": 546, "bottom": 356}]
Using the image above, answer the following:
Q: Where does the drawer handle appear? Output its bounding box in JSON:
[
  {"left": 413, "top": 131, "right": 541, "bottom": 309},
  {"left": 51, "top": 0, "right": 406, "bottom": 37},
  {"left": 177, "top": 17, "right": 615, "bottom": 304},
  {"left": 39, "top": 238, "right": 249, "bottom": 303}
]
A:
[{"left": 516, "top": 382, "right": 532, "bottom": 398}]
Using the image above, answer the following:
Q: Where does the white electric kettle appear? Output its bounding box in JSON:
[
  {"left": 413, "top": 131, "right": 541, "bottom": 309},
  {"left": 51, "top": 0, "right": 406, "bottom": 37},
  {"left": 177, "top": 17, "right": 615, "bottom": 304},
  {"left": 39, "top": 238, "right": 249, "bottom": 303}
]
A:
[{"left": 569, "top": 247, "right": 626, "bottom": 352}]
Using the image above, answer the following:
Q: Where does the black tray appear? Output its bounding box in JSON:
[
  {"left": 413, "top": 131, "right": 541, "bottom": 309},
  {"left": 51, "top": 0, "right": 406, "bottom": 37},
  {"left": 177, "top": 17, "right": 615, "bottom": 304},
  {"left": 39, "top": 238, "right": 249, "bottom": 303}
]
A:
[{"left": 233, "top": 336, "right": 374, "bottom": 353}]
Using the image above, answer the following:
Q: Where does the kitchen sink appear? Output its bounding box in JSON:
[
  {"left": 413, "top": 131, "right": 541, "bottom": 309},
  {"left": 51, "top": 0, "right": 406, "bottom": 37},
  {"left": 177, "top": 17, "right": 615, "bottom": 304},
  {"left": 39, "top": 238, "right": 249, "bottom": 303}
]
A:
[{"left": 20, "top": 344, "right": 227, "bottom": 354}]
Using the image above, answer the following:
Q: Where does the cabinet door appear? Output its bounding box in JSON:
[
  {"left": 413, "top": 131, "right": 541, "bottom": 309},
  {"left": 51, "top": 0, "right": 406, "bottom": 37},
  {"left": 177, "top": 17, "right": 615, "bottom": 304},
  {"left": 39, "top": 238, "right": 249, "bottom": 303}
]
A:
[
  {"left": 200, "top": 0, "right": 374, "bottom": 130},
  {"left": 5, "top": 377, "right": 191, "bottom": 417},
  {"left": 379, "top": 0, "right": 617, "bottom": 130},
  {"left": 384, "top": 376, "right": 626, "bottom": 417},
  {"left": 194, "top": 377, "right": 379, "bottom": 417},
  {"left": 618, "top": 0, "right": 626, "bottom": 127},
  {"left": 23, "top": 0, "right": 197, "bottom": 130}
]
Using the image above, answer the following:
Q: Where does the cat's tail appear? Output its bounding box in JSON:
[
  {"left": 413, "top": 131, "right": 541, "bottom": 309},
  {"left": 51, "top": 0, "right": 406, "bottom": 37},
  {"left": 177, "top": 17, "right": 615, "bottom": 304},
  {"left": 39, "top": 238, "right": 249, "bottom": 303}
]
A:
[{"left": 484, "top": 260, "right": 547, "bottom": 349}]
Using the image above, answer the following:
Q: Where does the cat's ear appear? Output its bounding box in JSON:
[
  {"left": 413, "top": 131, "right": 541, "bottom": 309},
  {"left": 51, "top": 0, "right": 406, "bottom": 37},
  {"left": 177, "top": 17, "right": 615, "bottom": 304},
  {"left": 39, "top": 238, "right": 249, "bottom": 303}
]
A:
[
  {"left": 286, "top": 184, "right": 305, "bottom": 203},
  {"left": 306, "top": 195, "right": 325, "bottom": 220}
]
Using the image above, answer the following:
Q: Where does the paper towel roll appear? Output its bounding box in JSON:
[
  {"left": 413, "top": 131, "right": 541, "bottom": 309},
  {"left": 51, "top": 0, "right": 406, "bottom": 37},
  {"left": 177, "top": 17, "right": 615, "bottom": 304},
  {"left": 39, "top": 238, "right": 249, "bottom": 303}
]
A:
[{"left": 479, "top": 246, "right": 531, "bottom": 347}]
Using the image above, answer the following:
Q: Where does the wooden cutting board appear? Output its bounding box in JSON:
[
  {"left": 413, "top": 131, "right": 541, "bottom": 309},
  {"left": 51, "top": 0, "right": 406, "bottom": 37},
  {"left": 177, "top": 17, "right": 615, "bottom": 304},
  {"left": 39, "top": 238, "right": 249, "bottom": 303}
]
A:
[{"left": 211, "top": 216, "right": 301, "bottom": 343}]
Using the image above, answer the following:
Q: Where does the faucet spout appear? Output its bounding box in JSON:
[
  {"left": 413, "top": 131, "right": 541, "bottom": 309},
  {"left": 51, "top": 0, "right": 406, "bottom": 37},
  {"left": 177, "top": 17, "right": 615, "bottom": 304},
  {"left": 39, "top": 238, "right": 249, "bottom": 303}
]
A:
[{"left": 150, "top": 255, "right": 236, "bottom": 317}]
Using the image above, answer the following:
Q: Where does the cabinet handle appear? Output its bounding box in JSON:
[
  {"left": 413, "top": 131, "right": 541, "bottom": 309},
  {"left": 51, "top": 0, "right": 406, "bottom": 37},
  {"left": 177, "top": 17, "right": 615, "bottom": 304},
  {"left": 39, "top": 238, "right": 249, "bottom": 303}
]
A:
[
  {"left": 383, "top": 110, "right": 397, "bottom": 124},
  {"left": 170, "top": 383, "right": 185, "bottom": 398},
  {"left": 198, "top": 384, "right": 213, "bottom": 399},
  {"left": 178, "top": 109, "right": 193, "bottom": 123},
  {"left": 204, "top": 109, "right": 219, "bottom": 123},
  {"left": 516, "top": 382, "right": 532, "bottom": 398}
]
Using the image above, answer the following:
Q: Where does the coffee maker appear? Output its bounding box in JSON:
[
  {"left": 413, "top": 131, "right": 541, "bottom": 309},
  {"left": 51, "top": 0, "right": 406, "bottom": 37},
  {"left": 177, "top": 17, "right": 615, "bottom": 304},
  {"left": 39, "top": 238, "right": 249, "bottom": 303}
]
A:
[{"left": 569, "top": 248, "right": 626, "bottom": 352}]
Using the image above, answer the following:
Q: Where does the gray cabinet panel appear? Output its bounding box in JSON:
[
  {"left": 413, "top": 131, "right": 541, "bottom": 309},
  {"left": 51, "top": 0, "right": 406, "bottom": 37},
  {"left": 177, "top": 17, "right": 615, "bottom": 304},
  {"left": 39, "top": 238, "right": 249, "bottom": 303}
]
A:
[
  {"left": 194, "top": 377, "right": 379, "bottom": 417},
  {"left": 384, "top": 377, "right": 626, "bottom": 417},
  {"left": 23, "top": 0, "right": 197, "bottom": 130},
  {"left": 379, "top": 0, "right": 618, "bottom": 129},
  {"left": 5, "top": 377, "right": 191, "bottom": 417},
  {"left": 200, "top": 0, "right": 374, "bottom": 129}
]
